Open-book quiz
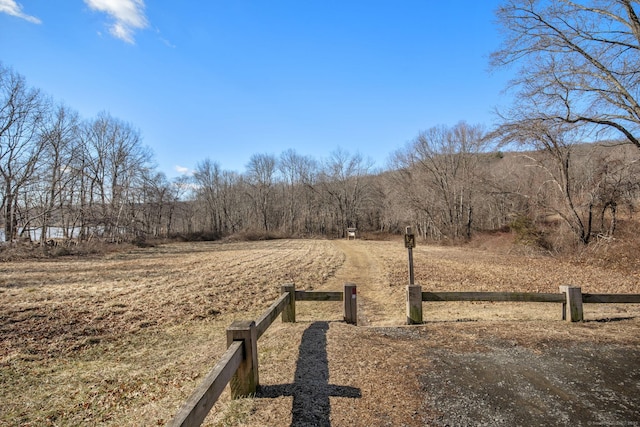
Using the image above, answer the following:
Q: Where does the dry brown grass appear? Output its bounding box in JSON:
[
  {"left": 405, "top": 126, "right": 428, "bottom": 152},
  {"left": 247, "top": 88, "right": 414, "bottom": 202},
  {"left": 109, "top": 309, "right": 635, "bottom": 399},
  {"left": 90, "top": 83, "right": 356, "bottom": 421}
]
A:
[
  {"left": 1, "top": 238, "right": 639, "bottom": 426},
  {"left": 0, "top": 240, "right": 344, "bottom": 426}
]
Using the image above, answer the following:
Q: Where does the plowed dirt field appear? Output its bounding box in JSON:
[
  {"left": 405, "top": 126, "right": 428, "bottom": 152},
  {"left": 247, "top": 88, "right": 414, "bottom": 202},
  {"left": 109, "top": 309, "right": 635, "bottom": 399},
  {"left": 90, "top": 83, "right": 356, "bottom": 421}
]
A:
[{"left": 1, "top": 238, "right": 639, "bottom": 426}]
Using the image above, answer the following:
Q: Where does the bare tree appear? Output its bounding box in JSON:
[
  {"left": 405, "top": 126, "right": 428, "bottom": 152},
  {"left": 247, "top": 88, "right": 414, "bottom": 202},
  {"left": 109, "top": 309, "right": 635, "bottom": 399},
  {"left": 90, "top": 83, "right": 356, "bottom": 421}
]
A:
[
  {"left": 278, "top": 149, "right": 317, "bottom": 235},
  {"left": 218, "top": 170, "right": 244, "bottom": 234},
  {"left": 246, "top": 153, "right": 278, "bottom": 231},
  {"left": 492, "top": 0, "right": 640, "bottom": 148},
  {"left": 140, "top": 170, "right": 181, "bottom": 237},
  {"left": 193, "top": 158, "right": 223, "bottom": 235},
  {"left": 37, "top": 104, "right": 80, "bottom": 243},
  {"left": 0, "top": 64, "right": 46, "bottom": 242},
  {"left": 580, "top": 143, "right": 640, "bottom": 236},
  {"left": 320, "top": 149, "right": 374, "bottom": 237},
  {"left": 391, "top": 122, "right": 488, "bottom": 240},
  {"left": 81, "top": 113, "right": 151, "bottom": 240},
  {"left": 498, "top": 118, "right": 600, "bottom": 244}
]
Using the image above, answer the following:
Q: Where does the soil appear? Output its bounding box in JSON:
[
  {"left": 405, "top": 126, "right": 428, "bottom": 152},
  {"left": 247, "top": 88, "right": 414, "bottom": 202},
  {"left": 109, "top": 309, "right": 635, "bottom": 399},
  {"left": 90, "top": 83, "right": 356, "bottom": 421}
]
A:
[{"left": 1, "top": 238, "right": 639, "bottom": 426}]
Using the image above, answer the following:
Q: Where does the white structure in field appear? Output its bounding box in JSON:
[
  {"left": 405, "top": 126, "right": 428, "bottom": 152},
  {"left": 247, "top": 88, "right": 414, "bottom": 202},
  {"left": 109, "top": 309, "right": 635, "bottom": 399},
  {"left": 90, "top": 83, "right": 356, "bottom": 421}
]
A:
[{"left": 346, "top": 227, "right": 357, "bottom": 240}]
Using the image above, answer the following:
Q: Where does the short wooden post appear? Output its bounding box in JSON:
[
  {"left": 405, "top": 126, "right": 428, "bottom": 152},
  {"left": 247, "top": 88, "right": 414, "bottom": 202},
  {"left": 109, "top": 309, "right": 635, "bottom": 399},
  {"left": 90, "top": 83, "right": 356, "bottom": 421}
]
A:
[
  {"left": 282, "top": 284, "right": 295, "bottom": 323},
  {"left": 226, "top": 320, "right": 258, "bottom": 398},
  {"left": 560, "top": 285, "right": 583, "bottom": 322},
  {"left": 344, "top": 283, "right": 357, "bottom": 325},
  {"left": 407, "top": 285, "right": 423, "bottom": 324}
]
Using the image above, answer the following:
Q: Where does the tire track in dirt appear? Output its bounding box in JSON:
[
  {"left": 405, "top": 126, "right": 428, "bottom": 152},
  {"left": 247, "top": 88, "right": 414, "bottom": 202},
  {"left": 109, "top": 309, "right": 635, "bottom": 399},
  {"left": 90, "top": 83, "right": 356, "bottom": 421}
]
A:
[{"left": 326, "top": 240, "right": 404, "bottom": 326}]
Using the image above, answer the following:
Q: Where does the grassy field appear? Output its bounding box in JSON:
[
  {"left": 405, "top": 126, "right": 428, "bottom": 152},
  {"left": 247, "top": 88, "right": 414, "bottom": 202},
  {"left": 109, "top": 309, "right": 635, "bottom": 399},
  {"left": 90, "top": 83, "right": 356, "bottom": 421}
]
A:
[
  {"left": 1, "top": 238, "right": 639, "bottom": 426},
  {"left": 1, "top": 240, "right": 345, "bottom": 425}
]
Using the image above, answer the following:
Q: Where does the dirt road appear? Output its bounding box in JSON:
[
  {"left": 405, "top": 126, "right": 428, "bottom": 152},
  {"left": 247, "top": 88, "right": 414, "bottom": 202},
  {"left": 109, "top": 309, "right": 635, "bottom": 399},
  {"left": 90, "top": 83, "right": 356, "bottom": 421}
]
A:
[{"left": 327, "top": 240, "right": 404, "bottom": 326}]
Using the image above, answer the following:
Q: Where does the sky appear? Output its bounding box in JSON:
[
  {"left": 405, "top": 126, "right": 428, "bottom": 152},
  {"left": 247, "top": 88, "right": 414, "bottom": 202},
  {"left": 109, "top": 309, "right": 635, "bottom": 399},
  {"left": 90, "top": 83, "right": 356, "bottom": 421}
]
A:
[{"left": 0, "top": 0, "right": 513, "bottom": 178}]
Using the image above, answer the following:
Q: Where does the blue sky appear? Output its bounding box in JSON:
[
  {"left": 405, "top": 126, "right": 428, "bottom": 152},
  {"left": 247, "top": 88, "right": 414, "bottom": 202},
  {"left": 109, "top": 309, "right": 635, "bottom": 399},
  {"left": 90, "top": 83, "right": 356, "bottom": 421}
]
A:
[{"left": 1, "top": 1, "right": 512, "bottom": 177}]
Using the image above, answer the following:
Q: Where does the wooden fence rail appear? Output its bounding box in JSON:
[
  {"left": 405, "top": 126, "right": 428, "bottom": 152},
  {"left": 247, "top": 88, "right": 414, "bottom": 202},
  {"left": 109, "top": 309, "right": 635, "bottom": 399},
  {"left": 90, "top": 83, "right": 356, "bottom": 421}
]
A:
[
  {"left": 168, "top": 342, "right": 243, "bottom": 427},
  {"left": 407, "top": 286, "right": 640, "bottom": 324},
  {"left": 167, "top": 283, "right": 357, "bottom": 427},
  {"left": 422, "top": 292, "right": 565, "bottom": 303},
  {"left": 296, "top": 290, "right": 343, "bottom": 301},
  {"left": 582, "top": 294, "right": 640, "bottom": 303},
  {"left": 256, "top": 292, "right": 291, "bottom": 339}
]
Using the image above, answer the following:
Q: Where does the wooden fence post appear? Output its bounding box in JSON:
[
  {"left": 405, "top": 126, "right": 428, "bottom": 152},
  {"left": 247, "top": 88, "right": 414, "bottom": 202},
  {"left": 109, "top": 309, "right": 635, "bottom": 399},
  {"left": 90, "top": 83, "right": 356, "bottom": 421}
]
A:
[
  {"left": 226, "top": 320, "right": 258, "bottom": 398},
  {"left": 405, "top": 226, "right": 416, "bottom": 285},
  {"left": 344, "top": 283, "right": 357, "bottom": 325},
  {"left": 560, "top": 286, "right": 583, "bottom": 322},
  {"left": 282, "top": 284, "right": 295, "bottom": 323},
  {"left": 407, "top": 285, "right": 423, "bottom": 324}
]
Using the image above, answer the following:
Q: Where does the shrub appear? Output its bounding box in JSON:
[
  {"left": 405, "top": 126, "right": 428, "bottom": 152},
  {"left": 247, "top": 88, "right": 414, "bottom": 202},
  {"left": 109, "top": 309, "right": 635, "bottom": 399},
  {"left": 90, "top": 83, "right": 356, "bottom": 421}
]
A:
[{"left": 509, "top": 214, "right": 552, "bottom": 251}]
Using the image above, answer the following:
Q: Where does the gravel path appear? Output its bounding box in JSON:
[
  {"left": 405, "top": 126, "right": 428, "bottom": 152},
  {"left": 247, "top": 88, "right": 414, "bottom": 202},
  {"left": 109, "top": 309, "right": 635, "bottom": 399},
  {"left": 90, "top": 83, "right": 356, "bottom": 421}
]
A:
[{"left": 420, "top": 340, "right": 640, "bottom": 426}]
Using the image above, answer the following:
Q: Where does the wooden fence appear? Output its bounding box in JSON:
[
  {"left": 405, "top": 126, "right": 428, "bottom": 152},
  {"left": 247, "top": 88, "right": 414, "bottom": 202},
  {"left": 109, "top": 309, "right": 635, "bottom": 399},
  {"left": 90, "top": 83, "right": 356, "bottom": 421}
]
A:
[
  {"left": 167, "top": 283, "right": 357, "bottom": 427},
  {"left": 406, "top": 284, "right": 640, "bottom": 324},
  {"left": 167, "top": 279, "right": 639, "bottom": 425}
]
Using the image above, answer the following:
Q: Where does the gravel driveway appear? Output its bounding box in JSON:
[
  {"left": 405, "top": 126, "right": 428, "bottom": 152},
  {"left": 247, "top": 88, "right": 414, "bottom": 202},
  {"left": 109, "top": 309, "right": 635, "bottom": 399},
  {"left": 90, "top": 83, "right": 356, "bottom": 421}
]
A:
[{"left": 419, "top": 338, "right": 640, "bottom": 426}]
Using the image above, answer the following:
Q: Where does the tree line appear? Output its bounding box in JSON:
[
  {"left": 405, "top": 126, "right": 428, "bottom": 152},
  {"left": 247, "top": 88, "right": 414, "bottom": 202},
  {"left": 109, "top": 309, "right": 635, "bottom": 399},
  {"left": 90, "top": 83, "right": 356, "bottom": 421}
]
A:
[{"left": 2, "top": 1, "right": 640, "bottom": 250}]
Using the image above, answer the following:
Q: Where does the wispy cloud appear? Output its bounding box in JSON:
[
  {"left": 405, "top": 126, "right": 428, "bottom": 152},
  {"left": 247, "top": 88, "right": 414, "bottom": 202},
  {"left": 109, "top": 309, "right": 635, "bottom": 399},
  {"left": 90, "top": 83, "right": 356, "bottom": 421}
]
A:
[
  {"left": 156, "top": 27, "right": 176, "bottom": 48},
  {"left": 0, "top": 0, "right": 41, "bottom": 24},
  {"left": 84, "top": 0, "right": 148, "bottom": 44},
  {"left": 175, "top": 165, "right": 193, "bottom": 175}
]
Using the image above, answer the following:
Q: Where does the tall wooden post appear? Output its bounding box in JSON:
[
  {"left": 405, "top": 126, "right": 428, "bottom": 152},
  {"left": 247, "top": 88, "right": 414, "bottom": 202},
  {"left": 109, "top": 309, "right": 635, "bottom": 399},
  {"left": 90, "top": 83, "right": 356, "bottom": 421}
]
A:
[
  {"left": 405, "top": 226, "right": 422, "bottom": 324},
  {"left": 560, "top": 285, "right": 583, "bottom": 322},
  {"left": 344, "top": 283, "right": 357, "bottom": 325},
  {"left": 282, "top": 283, "right": 296, "bottom": 323},
  {"left": 226, "top": 320, "right": 258, "bottom": 398},
  {"left": 405, "top": 226, "right": 415, "bottom": 285}
]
